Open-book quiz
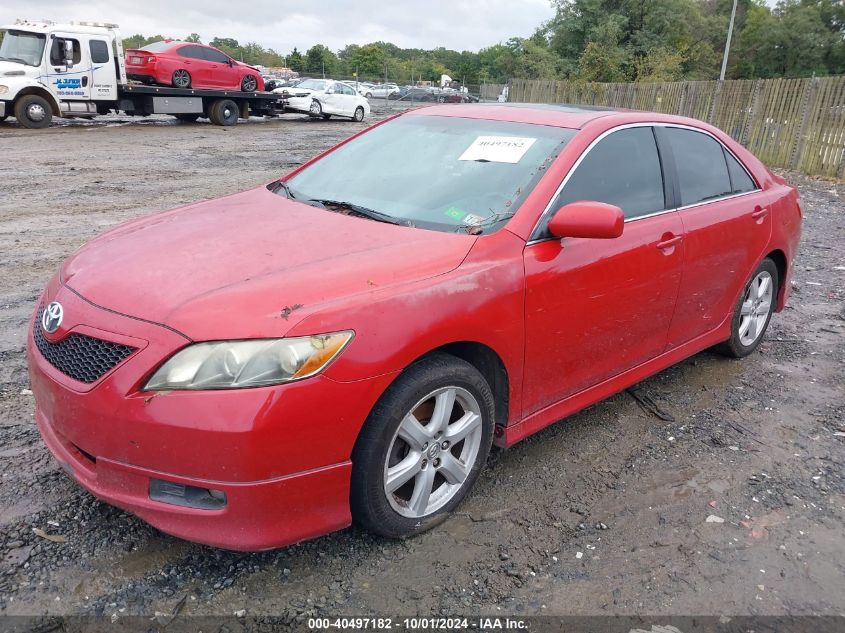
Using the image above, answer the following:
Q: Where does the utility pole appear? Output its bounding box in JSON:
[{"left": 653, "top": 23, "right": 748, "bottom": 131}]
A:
[{"left": 719, "top": 0, "right": 738, "bottom": 81}]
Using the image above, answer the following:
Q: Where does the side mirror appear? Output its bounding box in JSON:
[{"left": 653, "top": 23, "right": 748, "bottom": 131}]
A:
[
  {"left": 548, "top": 201, "right": 624, "bottom": 239},
  {"left": 63, "top": 40, "right": 74, "bottom": 67}
]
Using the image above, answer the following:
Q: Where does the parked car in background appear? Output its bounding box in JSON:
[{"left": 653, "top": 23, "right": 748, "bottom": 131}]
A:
[
  {"left": 389, "top": 86, "right": 438, "bottom": 102},
  {"left": 28, "top": 104, "right": 800, "bottom": 550},
  {"left": 125, "top": 41, "right": 264, "bottom": 92},
  {"left": 262, "top": 75, "right": 282, "bottom": 91},
  {"left": 274, "top": 78, "right": 370, "bottom": 121},
  {"left": 368, "top": 83, "right": 400, "bottom": 98},
  {"left": 355, "top": 82, "right": 376, "bottom": 98}
]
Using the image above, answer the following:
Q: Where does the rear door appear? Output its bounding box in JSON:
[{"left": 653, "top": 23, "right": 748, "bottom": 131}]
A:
[
  {"left": 87, "top": 38, "right": 117, "bottom": 100},
  {"left": 175, "top": 45, "right": 209, "bottom": 87},
  {"left": 522, "top": 125, "right": 685, "bottom": 414},
  {"left": 657, "top": 126, "right": 772, "bottom": 347}
]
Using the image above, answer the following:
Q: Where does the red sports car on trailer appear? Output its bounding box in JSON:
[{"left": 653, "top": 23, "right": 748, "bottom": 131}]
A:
[{"left": 125, "top": 41, "right": 264, "bottom": 92}]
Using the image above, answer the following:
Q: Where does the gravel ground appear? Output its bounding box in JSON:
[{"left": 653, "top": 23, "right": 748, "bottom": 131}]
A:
[{"left": 0, "top": 106, "right": 843, "bottom": 624}]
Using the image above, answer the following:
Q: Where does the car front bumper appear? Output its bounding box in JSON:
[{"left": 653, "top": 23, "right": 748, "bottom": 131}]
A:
[{"left": 27, "top": 283, "right": 396, "bottom": 550}]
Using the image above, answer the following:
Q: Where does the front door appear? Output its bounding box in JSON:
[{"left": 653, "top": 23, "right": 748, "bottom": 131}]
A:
[
  {"left": 522, "top": 126, "right": 684, "bottom": 415},
  {"left": 47, "top": 33, "right": 91, "bottom": 100}
]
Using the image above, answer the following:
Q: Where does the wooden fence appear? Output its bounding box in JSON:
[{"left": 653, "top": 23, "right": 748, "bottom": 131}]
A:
[{"left": 508, "top": 77, "right": 845, "bottom": 178}]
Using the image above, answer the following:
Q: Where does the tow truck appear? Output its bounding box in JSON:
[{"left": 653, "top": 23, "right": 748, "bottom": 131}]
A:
[{"left": 0, "top": 20, "right": 287, "bottom": 128}]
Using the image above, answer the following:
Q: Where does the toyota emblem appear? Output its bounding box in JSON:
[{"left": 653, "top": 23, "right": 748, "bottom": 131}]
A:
[{"left": 42, "top": 302, "right": 64, "bottom": 334}]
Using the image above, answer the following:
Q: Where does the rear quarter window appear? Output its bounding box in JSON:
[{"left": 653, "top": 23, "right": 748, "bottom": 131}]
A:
[{"left": 724, "top": 150, "right": 758, "bottom": 194}]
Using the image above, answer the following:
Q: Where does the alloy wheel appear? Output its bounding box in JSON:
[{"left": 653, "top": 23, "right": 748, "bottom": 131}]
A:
[
  {"left": 173, "top": 69, "right": 191, "bottom": 88},
  {"left": 738, "top": 270, "right": 773, "bottom": 346},
  {"left": 383, "top": 386, "right": 483, "bottom": 518},
  {"left": 242, "top": 75, "right": 257, "bottom": 91}
]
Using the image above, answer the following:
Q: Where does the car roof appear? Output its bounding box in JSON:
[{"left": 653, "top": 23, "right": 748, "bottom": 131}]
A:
[{"left": 406, "top": 103, "right": 626, "bottom": 129}]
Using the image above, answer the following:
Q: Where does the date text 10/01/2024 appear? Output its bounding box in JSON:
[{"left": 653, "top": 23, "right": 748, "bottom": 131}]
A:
[{"left": 307, "top": 617, "right": 528, "bottom": 630}]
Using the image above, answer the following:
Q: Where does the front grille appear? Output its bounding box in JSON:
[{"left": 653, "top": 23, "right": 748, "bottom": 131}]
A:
[{"left": 33, "top": 306, "right": 137, "bottom": 384}]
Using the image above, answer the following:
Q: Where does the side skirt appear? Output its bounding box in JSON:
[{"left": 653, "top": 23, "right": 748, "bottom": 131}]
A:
[{"left": 497, "top": 318, "right": 732, "bottom": 448}]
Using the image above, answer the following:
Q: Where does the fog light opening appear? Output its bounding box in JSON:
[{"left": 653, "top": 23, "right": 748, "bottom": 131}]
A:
[{"left": 149, "top": 478, "right": 227, "bottom": 510}]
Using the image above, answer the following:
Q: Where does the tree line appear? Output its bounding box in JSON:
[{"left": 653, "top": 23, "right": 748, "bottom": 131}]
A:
[{"left": 123, "top": 0, "right": 845, "bottom": 85}]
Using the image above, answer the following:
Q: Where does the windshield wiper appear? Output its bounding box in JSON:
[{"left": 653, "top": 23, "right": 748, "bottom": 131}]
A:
[
  {"left": 309, "top": 199, "right": 407, "bottom": 226},
  {"left": 454, "top": 211, "right": 515, "bottom": 235},
  {"left": 269, "top": 179, "right": 298, "bottom": 199}
]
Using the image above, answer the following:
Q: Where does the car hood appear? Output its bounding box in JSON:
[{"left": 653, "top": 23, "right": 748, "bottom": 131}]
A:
[
  {"left": 61, "top": 186, "right": 474, "bottom": 340},
  {"left": 0, "top": 60, "right": 40, "bottom": 78}
]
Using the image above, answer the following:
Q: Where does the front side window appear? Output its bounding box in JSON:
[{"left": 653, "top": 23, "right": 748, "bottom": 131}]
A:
[
  {"left": 664, "top": 128, "right": 732, "bottom": 206},
  {"left": 284, "top": 116, "right": 575, "bottom": 234},
  {"left": 0, "top": 29, "right": 46, "bottom": 66},
  {"left": 49, "top": 37, "right": 81, "bottom": 66},
  {"left": 551, "top": 127, "right": 666, "bottom": 222},
  {"left": 204, "top": 47, "right": 230, "bottom": 63}
]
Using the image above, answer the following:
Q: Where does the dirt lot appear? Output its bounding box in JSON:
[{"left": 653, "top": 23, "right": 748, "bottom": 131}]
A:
[{"left": 0, "top": 107, "right": 843, "bottom": 625}]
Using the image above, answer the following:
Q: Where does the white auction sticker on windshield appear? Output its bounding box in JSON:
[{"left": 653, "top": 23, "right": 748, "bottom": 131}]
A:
[{"left": 459, "top": 136, "right": 537, "bottom": 163}]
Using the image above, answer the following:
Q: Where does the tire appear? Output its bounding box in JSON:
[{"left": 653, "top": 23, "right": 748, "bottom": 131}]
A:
[
  {"left": 0, "top": 114, "right": 7, "bottom": 122},
  {"left": 309, "top": 100, "right": 322, "bottom": 117},
  {"left": 437, "top": 96, "right": 446, "bottom": 103},
  {"left": 172, "top": 69, "right": 191, "bottom": 89},
  {"left": 241, "top": 75, "right": 258, "bottom": 92},
  {"left": 715, "top": 258, "right": 779, "bottom": 358},
  {"left": 351, "top": 353, "right": 495, "bottom": 539},
  {"left": 174, "top": 113, "right": 199, "bottom": 122},
  {"left": 365, "top": 92, "right": 373, "bottom": 99},
  {"left": 322, "top": 113, "right": 331, "bottom": 120},
  {"left": 14, "top": 94, "right": 53, "bottom": 129},
  {"left": 353, "top": 106, "right": 365, "bottom": 122},
  {"left": 208, "top": 99, "right": 239, "bottom": 126}
]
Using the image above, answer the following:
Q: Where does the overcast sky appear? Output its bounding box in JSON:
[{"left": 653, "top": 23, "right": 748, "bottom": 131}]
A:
[{"left": 0, "top": 1, "right": 557, "bottom": 53}]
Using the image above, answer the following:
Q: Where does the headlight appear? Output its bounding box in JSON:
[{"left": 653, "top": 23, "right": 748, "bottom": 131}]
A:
[{"left": 143, "top": 332, "right": 353, "bottom": 390}]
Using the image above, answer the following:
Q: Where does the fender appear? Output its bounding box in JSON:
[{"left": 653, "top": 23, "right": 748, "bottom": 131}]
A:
[{"left": 7, "top": 79, "right": 62, "bottom": 115}]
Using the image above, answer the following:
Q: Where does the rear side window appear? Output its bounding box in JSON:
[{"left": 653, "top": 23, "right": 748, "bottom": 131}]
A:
[
  {"left": 664, "top": 128, "right": 732, "bottom": 206},
  {"left": 552, "top": 127, "right": 665, "bottom": 220},
  {"left": 89, "top": 39, "right": 110, "bottom": 63},
  {"left": 177, "top": 45, "right": 204, "bottom": 60},
  {"left": 724, "top": 150, "right": 757, "bottom": 194}
]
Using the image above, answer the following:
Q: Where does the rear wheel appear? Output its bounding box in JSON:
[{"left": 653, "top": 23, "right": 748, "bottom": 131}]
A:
[
  {"left": 351, "top": 353, "right": 495, "bottom": 538},
  {"left": 14, "top": 95, "right": 53, "bottom": 129},
  {"left": 241, "top": 75, "right": 258, "bottom": 92},
  {"left": 208, "top": 99, "right": 239, "bottom": 126},
  {"left": 353, "top": 106, "right": 365, "bottom": 122},
  {"left": 172, "top": 69, "right": 191, "bottom": 89},
  {"left": 716, "top": 258, "right": 779, "bottom": 358}
]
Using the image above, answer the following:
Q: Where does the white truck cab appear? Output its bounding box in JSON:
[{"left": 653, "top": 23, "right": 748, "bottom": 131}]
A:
[{"left": 0, "top": 20, "right": 125, "bottom": 127}]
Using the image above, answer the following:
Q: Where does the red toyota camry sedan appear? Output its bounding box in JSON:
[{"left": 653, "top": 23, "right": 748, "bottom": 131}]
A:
[
  {"left": 28, "top": 104, "right": 801, "bottom": 550},
  {"left": 125, "top": 41, "right": 264, "bottom": 92}
]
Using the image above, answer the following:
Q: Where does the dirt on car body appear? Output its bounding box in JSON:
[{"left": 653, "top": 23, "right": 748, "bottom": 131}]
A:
[{"left": 0, "top": 109, "right": 843, "bottom": 620}]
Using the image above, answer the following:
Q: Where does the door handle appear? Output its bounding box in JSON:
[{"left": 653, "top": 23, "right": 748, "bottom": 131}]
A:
[
  {"left": 656, "top": 234, "right": 682, "bottom": 250},
  {"left": 751, "top": 206, "right": 769, "bottom": 222}
]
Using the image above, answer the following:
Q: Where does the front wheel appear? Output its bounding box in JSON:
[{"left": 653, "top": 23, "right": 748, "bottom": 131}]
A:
[
  {"left": 309, "top": 100, "right": 322, "bottom": 117},
  {"left": 241, "top": 75, "right": 258, "bottom": 92},
  {"left": 352, "top": 106, "right": 365, "bottom": 122},
  {"left": 351, "top": 353, "right": 495, "bottom": 539},
  {"left": 14, "top": 95, "right": 53, "bottom": 129},
  {"left": 716, "top": 258, "right": 779, "bottom": 358}
]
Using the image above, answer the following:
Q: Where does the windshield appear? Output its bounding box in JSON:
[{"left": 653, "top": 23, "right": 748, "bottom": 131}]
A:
[
  {"left": 283, "top": 115, "right": 575, "bottom": 233},
  {"left": 295, "top": 79, "right": 328, "bottom": 91},
  {"left": 0, "top": 29, "right": 46, "bottom": 66}
]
